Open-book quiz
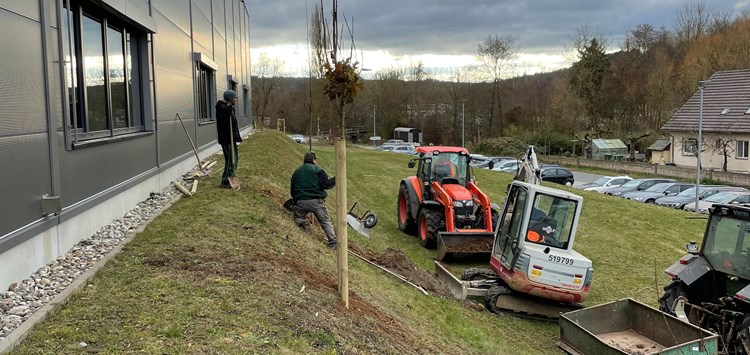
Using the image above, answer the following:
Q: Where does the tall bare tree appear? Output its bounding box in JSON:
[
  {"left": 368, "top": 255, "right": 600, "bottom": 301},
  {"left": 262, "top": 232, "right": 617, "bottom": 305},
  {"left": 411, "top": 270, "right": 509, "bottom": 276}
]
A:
[
  {"left": 476, "top": 34, "right": 517, "bottom": 136},
  {"left": 251, "top": 52, "right": 284, "bottom": 124}
]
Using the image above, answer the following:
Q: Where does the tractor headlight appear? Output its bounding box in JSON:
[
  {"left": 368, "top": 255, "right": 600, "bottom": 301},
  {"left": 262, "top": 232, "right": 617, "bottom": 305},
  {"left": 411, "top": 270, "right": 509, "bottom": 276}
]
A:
[{"left": 453, "top": 200, "right": 473, "bottom": 208}]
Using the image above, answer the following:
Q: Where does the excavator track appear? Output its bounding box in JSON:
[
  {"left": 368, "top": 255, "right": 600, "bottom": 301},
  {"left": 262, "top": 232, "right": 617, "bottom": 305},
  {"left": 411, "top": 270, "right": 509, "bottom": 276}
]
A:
[{"left": 485, "top": 285, "right": 584, "bottom": 322}]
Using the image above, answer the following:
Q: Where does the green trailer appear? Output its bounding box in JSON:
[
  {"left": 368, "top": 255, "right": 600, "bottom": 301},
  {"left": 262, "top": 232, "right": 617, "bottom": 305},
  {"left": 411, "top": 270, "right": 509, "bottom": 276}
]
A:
[{"left": 559, "top": 298, "right": 718, "bottom": 355}]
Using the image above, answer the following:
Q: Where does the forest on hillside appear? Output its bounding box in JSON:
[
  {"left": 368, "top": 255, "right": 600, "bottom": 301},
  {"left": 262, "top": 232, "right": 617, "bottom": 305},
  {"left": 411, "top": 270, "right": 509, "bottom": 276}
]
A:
[{"left": 252, "top": 2, "right": 750, "bottom": 155}]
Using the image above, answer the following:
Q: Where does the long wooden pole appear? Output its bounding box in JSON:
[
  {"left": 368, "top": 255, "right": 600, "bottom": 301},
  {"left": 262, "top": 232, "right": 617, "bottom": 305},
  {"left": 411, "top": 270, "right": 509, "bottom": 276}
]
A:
[{"left": 335, "top": 138, "right": 348, "bottom": 308}]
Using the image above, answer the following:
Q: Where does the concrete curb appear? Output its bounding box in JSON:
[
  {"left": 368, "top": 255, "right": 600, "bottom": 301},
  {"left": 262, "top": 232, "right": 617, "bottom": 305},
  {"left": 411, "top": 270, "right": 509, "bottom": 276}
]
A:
[{"left": 0, "top": 194, "right": 183, "bottom": 355}]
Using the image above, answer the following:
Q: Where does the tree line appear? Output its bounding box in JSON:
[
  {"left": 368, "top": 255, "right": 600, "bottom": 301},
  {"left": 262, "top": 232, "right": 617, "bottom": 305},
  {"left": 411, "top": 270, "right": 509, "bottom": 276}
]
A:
[{"left": 252, "top": 1, "right": 750, "bottom": 155}]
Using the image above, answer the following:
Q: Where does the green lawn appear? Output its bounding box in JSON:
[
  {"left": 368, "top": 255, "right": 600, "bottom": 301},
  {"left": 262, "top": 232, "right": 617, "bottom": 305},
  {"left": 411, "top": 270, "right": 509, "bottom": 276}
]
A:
[{"left": 11, "top": 130, "right": 706, "bottom": 354}]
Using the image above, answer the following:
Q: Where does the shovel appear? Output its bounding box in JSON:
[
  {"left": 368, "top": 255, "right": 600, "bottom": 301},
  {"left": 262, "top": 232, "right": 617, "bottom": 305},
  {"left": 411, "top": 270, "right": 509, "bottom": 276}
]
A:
[
  {"left": 175, "top": 113, "right": 207, "bottom": 176},
  {"left": 227, "top": 114, "right": 240, "bottom": 190}
]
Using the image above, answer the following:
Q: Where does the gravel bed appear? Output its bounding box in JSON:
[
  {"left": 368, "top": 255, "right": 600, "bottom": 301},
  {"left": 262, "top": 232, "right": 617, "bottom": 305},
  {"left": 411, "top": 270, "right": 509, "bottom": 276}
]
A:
[{"left": 0, "top": 171, "right": 202, "bottom": 341}]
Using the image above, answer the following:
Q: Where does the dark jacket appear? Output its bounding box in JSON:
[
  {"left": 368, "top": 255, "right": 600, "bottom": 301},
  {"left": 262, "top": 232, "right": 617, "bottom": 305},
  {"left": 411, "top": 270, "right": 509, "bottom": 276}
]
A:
[
  {"left": 216, "top": 100, "right": 241, "bottom": 145},
  {"left": 290, "top": 162, "right": 336, "bottom": 202}
]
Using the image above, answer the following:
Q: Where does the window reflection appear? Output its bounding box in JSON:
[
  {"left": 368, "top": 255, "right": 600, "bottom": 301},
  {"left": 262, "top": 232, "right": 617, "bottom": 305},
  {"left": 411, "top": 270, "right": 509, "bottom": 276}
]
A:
[
  {"left": 83, "top": 15, "right": 106, "bottom": 132},
  {"left": 108, "top": 26, "right": 127, "bottom": 129}
]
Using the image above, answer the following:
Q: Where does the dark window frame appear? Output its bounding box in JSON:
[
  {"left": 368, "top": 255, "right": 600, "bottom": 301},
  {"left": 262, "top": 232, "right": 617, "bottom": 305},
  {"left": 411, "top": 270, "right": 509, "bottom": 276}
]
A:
[{"left": 62, "top": 0, "right": 147, "bottom": 147}]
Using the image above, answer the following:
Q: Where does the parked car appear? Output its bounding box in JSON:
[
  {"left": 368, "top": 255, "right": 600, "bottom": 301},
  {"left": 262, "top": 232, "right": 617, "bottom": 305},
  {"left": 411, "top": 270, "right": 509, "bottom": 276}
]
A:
[
  {"left": 655, "top": 185, "right": 749, "bottom": 209},
  {"left": 377, "top": 139, "right": 406, "bottom": 150},
  {"left": 540, "top": 166, "right": 575, "bottom": 186},
  {"left": 604, "top": 178, "right": 675, "bottom": 197},
  {"left": 577, "top": 176, "right": 633, "bottom": 193},
  {"left": 472, "top": 156, "right": 515, "bottom": 169},
  {"left": 391, "top": 145, "right": 417, "bottom": 155},
  {"left": 622, "top": 182, "right": 694, "bottom": 203},
  {"left": 291, "top": 134, "right": 306, "bottom": 144},
  {"left": 683, "top": 191, "right": 750, "bottom": 213},
  {"left": 491, "top": 160, "right": 520, "bottom": 174}
]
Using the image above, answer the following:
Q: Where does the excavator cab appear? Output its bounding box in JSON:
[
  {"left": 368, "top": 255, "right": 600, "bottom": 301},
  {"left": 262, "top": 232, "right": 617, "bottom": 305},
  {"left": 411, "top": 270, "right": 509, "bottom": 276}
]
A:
[{"left": 490, "top": 181, "right": 592, "bottom": 310}]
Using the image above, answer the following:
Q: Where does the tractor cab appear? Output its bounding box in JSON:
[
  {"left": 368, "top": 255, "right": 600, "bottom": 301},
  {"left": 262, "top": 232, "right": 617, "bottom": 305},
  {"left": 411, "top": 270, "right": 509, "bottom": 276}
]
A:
[{"left": 409, "top": 146, "right": 472, "bottom": 201}]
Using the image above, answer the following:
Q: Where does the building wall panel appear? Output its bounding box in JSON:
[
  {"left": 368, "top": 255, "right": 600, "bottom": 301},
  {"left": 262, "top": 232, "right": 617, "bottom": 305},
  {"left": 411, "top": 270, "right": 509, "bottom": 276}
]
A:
[
  {"left": 58, "top": 135, "right": 158, "bottom": 207},
  {"left": 0, "top": 134, "right": 50, "bottom": 237},
  {"left": 0, "top": 10, "right": 47, "bottom": 136},
  {"left": 0, "top": 1, "right": 40, "bottom": 21}
]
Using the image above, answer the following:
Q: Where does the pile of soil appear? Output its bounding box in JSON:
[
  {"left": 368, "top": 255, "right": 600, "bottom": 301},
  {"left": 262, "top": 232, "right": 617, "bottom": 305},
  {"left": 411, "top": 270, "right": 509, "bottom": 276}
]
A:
[{"left": 370, "top": 247, "right": 452, "bottom": 298}]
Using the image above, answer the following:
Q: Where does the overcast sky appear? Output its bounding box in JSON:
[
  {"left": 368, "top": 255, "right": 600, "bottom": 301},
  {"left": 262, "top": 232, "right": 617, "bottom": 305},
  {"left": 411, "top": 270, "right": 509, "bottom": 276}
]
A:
[{"left": 246, "top": 0, "right": 749, "bottom": 77}]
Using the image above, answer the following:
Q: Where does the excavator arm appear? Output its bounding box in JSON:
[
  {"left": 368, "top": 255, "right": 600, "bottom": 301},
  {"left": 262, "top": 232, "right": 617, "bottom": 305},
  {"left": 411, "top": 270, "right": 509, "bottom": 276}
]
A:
[{"left": 514, "top": 146, "right": 542, "bottom": 186}]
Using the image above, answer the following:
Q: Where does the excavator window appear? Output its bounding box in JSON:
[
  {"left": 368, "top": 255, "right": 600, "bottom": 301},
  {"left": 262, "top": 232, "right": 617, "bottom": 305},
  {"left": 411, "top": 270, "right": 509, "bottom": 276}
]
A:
[
  {"left": 495, "top": 186, "right": 527, "bottom": 265},
  {"left": 526, "top": 193, "right": 577, "bottom": 249}
]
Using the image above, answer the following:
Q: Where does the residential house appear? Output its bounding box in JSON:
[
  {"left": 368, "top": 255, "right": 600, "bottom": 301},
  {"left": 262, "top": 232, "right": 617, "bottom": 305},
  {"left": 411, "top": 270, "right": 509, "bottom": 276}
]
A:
[{"left": 661, "top": 70, "right": 750, "bottom": 172}]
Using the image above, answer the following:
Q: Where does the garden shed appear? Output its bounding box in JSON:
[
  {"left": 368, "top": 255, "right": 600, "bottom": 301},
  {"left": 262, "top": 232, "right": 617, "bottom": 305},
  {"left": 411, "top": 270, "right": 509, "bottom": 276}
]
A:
[
  {"left": 591, "top": 139, "right": 628, "bottom": 161},
  {"left": 647, "top": 139, "right": 672, "bottom": 165},
  {"left": 393, "top": 127, "right": 422, "bottom": 145}
]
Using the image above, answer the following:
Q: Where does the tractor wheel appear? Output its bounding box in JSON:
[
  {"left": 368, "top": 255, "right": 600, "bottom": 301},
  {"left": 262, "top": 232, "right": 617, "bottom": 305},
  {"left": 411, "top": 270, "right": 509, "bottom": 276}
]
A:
[
  {"left": 491, "top": 209, "right": 500, "bottom": 232},
  {"left": 461, "top": 268, "right": 497, "bottom": 281},
  {"left": 362, "top": 213, "right": 378, "bottom": 229},
  {"left": 397, "top": 184, "right": 417, "bottom": 235},
  {"left": 418, "top": 208, "right": 440, "bottom": 249},
  {"left": 485, "top": 285, "right": 512, "bottom": 314}
]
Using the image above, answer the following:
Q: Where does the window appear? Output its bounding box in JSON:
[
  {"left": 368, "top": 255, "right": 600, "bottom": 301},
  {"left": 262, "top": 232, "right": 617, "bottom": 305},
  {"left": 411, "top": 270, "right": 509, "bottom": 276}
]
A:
[
  {"left": 682, "top": 138, "right": 697, "bottom": 155},
  {"left": 196, "top": 64, "right": 215, "bottom": 122},
  {"left": 243, "top": 87, "right": 250, "bottom": 115},
  {"left": 721, "top": 108, "right": 731, "bottom": 116},
  {"left": 738, "top": 141, "right": 749, "bottom": 159},
  {"left": 62, "top": 0, "right": 145, "bottom": 144}
]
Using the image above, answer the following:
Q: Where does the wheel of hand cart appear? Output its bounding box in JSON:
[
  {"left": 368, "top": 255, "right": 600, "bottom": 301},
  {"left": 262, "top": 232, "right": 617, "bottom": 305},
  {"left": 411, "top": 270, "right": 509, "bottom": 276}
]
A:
[
  {"left": 485, "top": 285, "right": 512, "bottom": 314},
  {"left": 362, "top": 213, "right": 378, "bottom": 228}
]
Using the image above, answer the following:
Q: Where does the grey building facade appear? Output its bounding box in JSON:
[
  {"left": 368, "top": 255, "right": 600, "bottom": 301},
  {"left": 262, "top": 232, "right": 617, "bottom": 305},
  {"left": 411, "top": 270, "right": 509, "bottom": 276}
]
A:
[{"left": 0, "top": 0, "right": 252, "bottom": 289}]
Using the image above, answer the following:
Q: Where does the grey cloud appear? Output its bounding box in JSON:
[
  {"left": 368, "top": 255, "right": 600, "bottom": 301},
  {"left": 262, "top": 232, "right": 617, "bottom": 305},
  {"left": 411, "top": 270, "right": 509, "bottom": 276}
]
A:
[{"left": 248, "top": 0, "right": 745, "bottom": 55}]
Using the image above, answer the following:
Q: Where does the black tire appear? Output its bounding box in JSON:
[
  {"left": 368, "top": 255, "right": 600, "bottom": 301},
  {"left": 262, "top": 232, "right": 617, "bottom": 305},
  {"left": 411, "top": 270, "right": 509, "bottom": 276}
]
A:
[
  {"left": 646, "top": 199, "right": 655, "bottom": 204},
  {"left": 491, "top": 209, "right": 500, "bottom": 232},
  {"left": 564, "top": 180, "right": 574, "bottom": 187},
  {"left": 418, "top": 208, "right": 440, "bottom": 249},
  {"left": 397, "top": 184, "right": 417, "bottom": 235},
  {"left": 362, "top": 213, "right": 378, "bottom": 228},
  {"left": 485, "top": 285, "right": 512, "bottom": 313},
  {"left": 461, "top": 268, "right": 497, "bottom": 281}
]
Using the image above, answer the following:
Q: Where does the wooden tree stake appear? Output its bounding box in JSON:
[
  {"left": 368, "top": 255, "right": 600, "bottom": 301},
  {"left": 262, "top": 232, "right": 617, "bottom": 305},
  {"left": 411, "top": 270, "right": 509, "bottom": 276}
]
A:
[{"left": 335, "top": 138, "right": 349, "bottom": 309}]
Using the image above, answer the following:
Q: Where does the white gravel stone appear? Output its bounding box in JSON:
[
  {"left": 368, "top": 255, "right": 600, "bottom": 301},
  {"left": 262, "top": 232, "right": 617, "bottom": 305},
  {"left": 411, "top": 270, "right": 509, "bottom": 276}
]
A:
[{"left": 0, "top": 168, "right": 195, "bottom": 341}]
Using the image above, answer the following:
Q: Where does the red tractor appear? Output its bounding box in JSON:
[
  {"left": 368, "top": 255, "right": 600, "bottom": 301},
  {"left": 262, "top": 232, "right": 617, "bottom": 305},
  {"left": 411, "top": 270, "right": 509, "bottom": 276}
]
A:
[{"left": 397, "top": 146, "right": 499, "bottom": 260}]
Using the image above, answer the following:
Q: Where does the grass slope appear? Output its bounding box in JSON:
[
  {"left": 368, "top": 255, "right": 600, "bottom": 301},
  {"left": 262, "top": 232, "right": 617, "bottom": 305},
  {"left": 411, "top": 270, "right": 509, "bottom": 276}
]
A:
[{"left": 12, "top": 130, "right": 706, "bottom": 354}]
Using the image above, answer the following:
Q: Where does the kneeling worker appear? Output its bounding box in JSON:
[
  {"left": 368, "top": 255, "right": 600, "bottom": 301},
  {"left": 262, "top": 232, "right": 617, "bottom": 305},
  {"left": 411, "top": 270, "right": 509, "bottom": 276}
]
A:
[{"left": 290, "top": 151, "right": 338, "bottom": 249}]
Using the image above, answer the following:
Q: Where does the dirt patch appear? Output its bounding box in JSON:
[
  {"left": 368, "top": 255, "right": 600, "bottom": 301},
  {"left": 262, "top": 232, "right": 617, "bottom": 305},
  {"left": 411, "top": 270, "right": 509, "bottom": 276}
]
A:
[
  {"left": 599, "top": 329, "right": 665, "bottom": 354},
  {"left": 146, "top": 243, "right": 436, "bottom": 353},
  {"left": 365, "top": 247, "right": 452, "bottom": 298}
]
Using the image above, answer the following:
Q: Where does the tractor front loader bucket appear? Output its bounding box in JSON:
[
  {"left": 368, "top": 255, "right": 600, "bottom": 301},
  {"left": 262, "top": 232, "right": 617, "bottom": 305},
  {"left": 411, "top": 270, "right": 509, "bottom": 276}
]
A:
[{"left": 436, "top": 232, "right": 494, "bottom": 261}]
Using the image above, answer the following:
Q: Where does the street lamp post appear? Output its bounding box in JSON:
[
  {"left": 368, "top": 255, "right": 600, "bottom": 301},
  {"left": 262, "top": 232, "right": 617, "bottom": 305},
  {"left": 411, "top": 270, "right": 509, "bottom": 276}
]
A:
[
  {"left": 372, "top": 105, "right": 377, "bottom": 147},
  {"left": 461, "top": 99, "right": 466, "bottom": 147},
  {"left": 695, "top": 80, "right": 709, "bottom": 212}
]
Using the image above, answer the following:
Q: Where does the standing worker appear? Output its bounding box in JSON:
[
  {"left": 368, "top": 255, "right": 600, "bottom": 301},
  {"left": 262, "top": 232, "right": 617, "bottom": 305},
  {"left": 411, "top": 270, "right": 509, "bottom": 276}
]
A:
[
  {"left": 216, "top": 90, "right": 241, "bottom": 188},
  {"left": 290, "top": 151, "right": 338, "bottom": 249}
]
